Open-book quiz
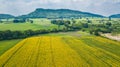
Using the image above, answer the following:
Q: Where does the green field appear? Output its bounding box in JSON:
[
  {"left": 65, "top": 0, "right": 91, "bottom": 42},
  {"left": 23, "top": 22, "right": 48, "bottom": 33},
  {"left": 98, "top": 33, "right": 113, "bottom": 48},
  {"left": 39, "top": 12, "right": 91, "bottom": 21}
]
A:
[
  {"left": 0, "top": 39, "right": 21, "bottom": 56},
  {"left": 0, "top": 19, "right": 60, "bottom": 31},
  {"left": 0, "top": 18, "right": 120, "bottom": 67}
]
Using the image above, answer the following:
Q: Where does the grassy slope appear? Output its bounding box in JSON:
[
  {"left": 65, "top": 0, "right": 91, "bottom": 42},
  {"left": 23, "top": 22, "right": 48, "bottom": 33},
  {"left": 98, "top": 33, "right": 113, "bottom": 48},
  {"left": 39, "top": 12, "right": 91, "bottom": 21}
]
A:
[{"left": 0, "top": 39, "right": 22, "bottom": 56}]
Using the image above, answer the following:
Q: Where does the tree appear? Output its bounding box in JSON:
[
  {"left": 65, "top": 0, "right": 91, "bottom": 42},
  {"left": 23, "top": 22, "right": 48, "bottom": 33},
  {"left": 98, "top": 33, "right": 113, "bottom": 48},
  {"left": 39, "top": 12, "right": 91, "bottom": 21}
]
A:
[
  {"left": 82, "top": 23, "right": 89, "bottom": 28},
  {"left": 13, "top": 19, "right": 26, "bottom": 23},
  {"left": 72, "top": 20, "right": 76, "bottom": 26},
  {"left": 94, "top": 31, "right": 100, "bottom": 36},
  {"left": 106, "top": 22, "right": 112, "bottom": 26},
  {"left": 57, "top": 20, "right": 64, "bottom": 29},
  {"left": 2, "top": 30, "right": 13, "bottom": 39},
  {"left": 12, "top": 31, "right": 24, "bottom": 39},
  {"left": 51, "top": 20, "right": 57, "bottom": 24},
  {"left": 51, "top": 28, "right": 59, "bottom": 32},
  {"left": 24, "top": 30, "right": 35, "bottom": 37},
  {"left": 86, "top": 18, "right": 91, "bottom": 23},
  {"left": 0, "top": 31, "right": 3, "bottom": 40},
  {"left": 89, "top": 29, "right": 94, "bottom": 34},
  {"left": 64, "top": 20, "right": 71, "bottom": 30},
  {"left": 51, "top": 20, "right": 64, "bottom": 29},
  {"left": 30, "top": 20, "right": 33, "bottom": 23},
  {"left": 94, "top": 29, "right": 101, "bottom": 36}
]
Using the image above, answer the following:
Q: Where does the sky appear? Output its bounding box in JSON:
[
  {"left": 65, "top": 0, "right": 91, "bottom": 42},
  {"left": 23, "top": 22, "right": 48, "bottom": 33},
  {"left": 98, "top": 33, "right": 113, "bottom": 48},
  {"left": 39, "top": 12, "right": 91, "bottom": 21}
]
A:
[{"left": 0, "top": 0, "right": 120, "bottom": 16}]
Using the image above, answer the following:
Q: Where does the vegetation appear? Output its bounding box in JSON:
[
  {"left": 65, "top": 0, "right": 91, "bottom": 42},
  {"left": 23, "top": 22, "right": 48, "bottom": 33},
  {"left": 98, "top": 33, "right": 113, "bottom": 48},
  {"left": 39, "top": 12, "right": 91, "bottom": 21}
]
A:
[
  {"left": 13, "top": 19, "right": 26, "bottom": 23},
  {"left": 0, "top": 17, "right": 120, "bottom": 67},
  {"left": 18, "top": 8, "right": 104, "bottom": 18},
  {"left": 0, "top": 39, "right": 21, "bottom": 55},
  {"left": 0, "top": 19, "right": 59, "bottom": 31},
  {"left": 50, "top": 18, "right": 120, "bottom": 35},
  {"left": 0, "top": 18, "right": 120, "bottom": 41},
  {"left": 0, "top": 8, "right": 120, "bottom": 67},
  {"left": 0, "top": 36, "right": 120, "bottom": 67},
  {"left": 0, "top": 29, "right": 55, "bottom": 40}
]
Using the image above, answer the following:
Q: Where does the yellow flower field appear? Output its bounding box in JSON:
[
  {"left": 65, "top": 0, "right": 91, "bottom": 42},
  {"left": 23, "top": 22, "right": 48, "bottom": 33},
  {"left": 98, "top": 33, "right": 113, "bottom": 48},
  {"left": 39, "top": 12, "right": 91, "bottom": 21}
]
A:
[{"left": 0, "top": 36, "right": 120, "bottom": 67}]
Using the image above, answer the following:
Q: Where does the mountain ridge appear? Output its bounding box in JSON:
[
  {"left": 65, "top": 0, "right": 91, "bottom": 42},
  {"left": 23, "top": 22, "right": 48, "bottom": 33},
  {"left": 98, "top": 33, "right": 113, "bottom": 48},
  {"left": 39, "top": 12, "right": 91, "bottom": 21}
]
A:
[
  {"left": 0, "top": 8, "right": 120, "bottom": 19},
  {"left": 18, "top": 8, "right": 105, "bottom": 18},
  {"left": 0, "top": 14, "right": 15, "bottom": 19}
]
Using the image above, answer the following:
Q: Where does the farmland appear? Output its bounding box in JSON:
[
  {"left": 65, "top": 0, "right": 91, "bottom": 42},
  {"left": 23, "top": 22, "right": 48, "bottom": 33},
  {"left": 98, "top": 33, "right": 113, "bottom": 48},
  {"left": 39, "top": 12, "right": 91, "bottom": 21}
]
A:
[
  {"left": 0, "top": 18, "right": 120, "bottom": 67},
  {"left": 0, "top": 36, "right": 120, "bottom": 67},
  {"left": 0, "top": 19, "right": 60, "bottom": 31},
  {"left": 0, "top": 2, "right": 120, "bottom": 67},
  {"left": 0, "top": 39, "right": 21, "bottom": 56},
  {"left": 0, "top": 18, "right": 120, "bottom": 34}
]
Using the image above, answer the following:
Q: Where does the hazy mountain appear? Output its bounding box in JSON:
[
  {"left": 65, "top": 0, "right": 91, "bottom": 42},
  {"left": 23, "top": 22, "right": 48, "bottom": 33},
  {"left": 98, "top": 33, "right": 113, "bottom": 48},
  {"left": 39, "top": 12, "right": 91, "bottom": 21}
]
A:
[
  {"left": 0, "top": 14, "right": 14, "bottom": 19},
  {"left": 18, "top": 8, "right": 104, "bottom": 18},
  {"left": 109, "top": 14, "right": 120, "bottom": 18}
]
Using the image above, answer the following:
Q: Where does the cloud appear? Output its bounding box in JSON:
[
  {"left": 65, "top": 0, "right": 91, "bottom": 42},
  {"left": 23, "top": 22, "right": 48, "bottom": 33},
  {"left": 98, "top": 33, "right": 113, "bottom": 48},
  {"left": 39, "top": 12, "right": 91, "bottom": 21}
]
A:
[{"left": 0, "top": 0, "right": 120, "bottom": 16}]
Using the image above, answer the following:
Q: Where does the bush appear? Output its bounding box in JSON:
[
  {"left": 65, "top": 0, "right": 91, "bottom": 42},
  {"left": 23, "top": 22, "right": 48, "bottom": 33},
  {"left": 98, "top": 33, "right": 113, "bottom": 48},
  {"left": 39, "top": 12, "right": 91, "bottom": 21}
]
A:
[{"left": 94, "top": 31, "right": 100, "bottom": 36}]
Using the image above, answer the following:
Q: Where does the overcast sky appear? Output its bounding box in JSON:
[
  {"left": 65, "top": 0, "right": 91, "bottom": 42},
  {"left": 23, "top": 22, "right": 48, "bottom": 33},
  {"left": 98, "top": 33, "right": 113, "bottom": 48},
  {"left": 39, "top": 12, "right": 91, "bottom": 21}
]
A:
[{"left": 0, "top": 0, "right": 120, "bottom": 16}]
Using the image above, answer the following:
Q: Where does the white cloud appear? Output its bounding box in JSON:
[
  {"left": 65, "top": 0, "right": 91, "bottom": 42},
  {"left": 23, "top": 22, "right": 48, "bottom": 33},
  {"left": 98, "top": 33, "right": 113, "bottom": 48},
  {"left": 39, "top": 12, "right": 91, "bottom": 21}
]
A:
[{"left": 0, "top": 0, "right": 120, "bottom": 16}]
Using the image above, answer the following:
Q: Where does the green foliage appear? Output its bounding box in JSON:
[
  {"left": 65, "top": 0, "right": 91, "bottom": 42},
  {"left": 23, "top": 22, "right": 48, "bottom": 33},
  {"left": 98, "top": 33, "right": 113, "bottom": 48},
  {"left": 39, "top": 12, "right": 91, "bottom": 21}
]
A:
[
  {"left": 106, "top": 22, "right": 112, "bottom": 26},
  {"left": 82, "top": 23, "right": 89, "bottom": 28},
  {"left": 13, "top": 19, "right": 26, "bottom": 23},
  {"left": 94, "top": 29, "right": 100, "bottom": 36}
]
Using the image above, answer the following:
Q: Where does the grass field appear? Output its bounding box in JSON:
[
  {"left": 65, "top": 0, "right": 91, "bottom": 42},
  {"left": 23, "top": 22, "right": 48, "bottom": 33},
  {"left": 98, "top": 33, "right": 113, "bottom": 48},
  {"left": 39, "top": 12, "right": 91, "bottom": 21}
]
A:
[
  {"left": 0, "top": 36, "right": 120, "bottom": 67},
  {"left": 0, "top": 19, "right": 59, "bottom": 31},
  {"left": 0, "top": 39, "right": 22, "bottom": 56}
]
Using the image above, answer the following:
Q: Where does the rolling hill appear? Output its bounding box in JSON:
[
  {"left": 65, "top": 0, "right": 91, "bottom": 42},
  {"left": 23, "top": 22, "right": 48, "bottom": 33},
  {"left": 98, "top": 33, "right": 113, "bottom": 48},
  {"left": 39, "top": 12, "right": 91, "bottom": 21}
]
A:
[
  {"left": 18, "top": 8, "right": 104, "bottom": 18},
  {"left": 0, "top": 14, "right": 14, "bottom": 19},
  {"left": 109, "top": 14, "right": 120, "bottom": 18}
]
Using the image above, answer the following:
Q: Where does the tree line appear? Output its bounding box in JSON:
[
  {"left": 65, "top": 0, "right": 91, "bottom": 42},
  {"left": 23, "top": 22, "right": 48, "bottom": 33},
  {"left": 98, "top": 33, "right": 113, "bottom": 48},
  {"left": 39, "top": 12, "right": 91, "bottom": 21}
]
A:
[
  {"left": 0, "top": 18, "right": 34, "bottom": 23},
  {"left": 0, "top": 28, "right": 76, "bottom": 41}
]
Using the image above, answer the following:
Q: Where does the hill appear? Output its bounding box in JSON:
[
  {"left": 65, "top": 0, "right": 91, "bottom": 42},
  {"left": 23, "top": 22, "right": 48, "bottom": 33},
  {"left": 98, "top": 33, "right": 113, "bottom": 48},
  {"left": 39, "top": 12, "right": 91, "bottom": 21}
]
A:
[
  {"left": 109, "top": 14, "right": 120, "bottom": 18},
  {"left": 18, "top": 8, "right": 104, "bottom": 18},
  {"left": 0, "top": 14, "right": 15, "bottom": 19}
]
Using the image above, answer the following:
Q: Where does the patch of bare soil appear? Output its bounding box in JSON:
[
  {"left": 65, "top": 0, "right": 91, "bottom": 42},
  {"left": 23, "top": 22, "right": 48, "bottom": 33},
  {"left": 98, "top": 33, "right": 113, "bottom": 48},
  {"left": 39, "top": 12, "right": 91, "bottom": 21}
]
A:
[{"left": 101, "top": 33, "right": 120, "bottom": 41}]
